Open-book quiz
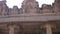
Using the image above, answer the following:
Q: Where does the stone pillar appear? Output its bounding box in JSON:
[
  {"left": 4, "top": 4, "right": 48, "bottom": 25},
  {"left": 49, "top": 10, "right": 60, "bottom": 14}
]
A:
[
  {"left": 46, "top": 24, "right": 52, "bottom": 34},
  {"left": 9, "top": 26, "right": 14, "bottom": 34}
]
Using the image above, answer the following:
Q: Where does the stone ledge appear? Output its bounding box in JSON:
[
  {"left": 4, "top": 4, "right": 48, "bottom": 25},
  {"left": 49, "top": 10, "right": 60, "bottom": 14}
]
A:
[
  {"left": 0, "top": 13, "right": 60, "bottom": 18},
  {"left": 0, "top": 15, "right": 60, "bottom": 22}
]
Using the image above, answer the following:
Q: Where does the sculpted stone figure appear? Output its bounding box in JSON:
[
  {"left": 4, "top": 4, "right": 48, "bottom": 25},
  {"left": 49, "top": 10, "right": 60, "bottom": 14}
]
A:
[{"left": 21, "top": 0, "right": 39, "bottom": 14}]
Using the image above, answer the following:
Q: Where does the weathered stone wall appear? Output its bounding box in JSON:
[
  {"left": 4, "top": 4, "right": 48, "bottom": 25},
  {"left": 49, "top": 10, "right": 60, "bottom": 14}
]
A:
[{"left": 53, "top": 0, "right": 60, "bottom": 13}]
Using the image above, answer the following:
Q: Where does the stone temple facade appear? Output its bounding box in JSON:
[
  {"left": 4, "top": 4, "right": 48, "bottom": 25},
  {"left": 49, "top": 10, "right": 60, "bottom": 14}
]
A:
[{"left": 0, "top": 0, "right": 60, "bottom": 34}]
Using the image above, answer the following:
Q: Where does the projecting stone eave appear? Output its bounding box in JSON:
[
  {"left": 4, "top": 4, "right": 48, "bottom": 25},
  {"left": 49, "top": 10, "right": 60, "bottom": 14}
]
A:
[{"left": 0, "top": 14, "right": 60, "bottom": 23}]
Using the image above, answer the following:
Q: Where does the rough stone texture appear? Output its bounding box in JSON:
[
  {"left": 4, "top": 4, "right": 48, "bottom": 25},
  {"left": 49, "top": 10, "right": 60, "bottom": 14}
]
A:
[
  {"left": 10, "top": 6, "right": 19, "bottom": 15},
  {"left": 0, "top": 0, "right": 59, "bottom": 15},
  {"left": 53, "top": 0, "right": 60, "bottom": 13},
  {"left": 21, "top": 0, "right": 39, "bottom": 14},
  {"left": 0, "top": 0, "right": 60, "bottom": 34},
  {"left": 42, "top": 4, "right": 52, "bottom": 13}
]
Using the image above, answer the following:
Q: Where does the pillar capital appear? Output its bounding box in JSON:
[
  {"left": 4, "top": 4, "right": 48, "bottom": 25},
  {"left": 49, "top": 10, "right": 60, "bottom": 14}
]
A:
[{"left": 41, "top": 24, "right": 56, "bottom": 29}]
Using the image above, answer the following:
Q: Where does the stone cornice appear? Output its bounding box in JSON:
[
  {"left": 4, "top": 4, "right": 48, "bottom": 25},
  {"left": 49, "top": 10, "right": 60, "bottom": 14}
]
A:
[{"left": 0, "top": 13, "right": 60, "bottom": 22}]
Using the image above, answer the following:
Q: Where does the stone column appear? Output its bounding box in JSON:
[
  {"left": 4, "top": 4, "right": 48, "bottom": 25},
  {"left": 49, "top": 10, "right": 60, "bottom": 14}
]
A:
[
  {"left": 9, "top": 26, "right": 14, "bottom": 34},
  {"left": 46, "top": 24, "right": 52, "bottom": 34}
]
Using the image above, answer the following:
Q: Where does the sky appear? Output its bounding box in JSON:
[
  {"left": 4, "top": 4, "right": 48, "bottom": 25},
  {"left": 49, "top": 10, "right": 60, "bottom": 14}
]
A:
[{"left": 6, "top": 0, "right": 54, "bottom": 8}]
